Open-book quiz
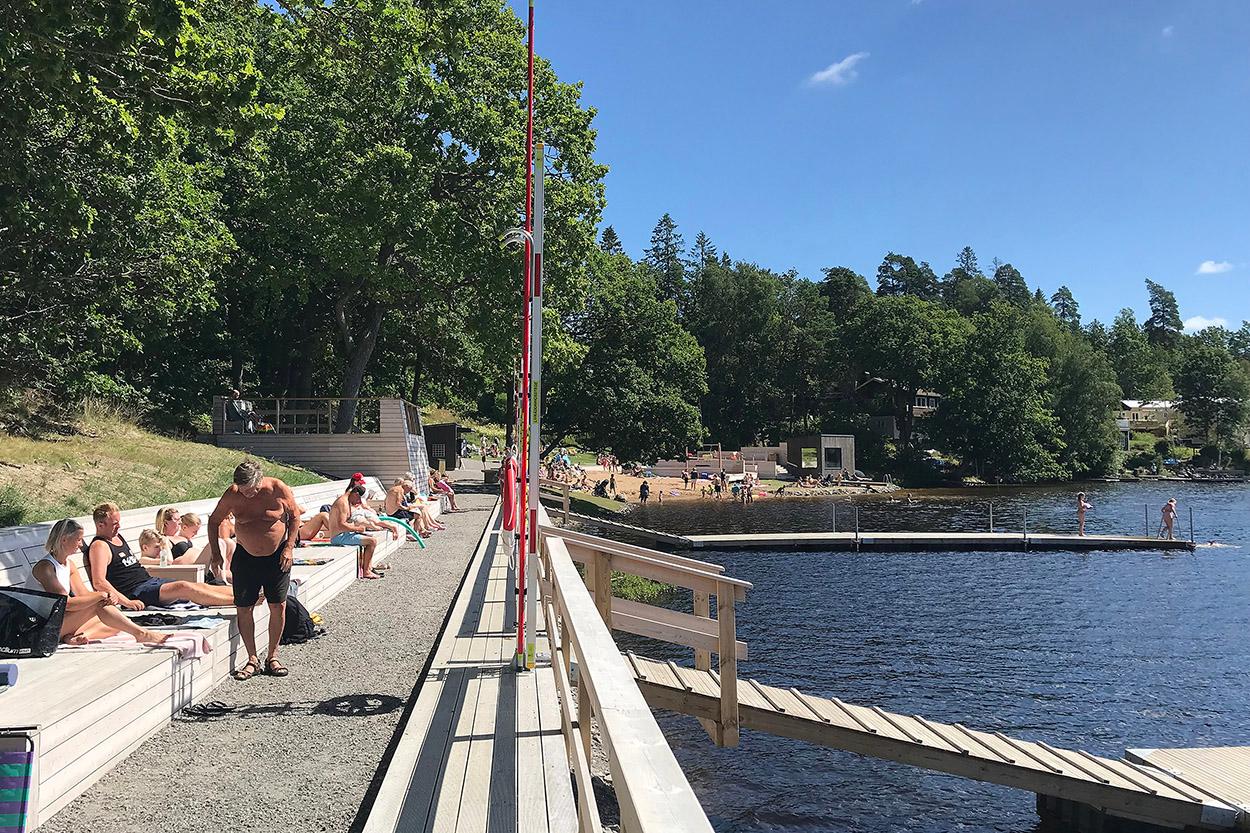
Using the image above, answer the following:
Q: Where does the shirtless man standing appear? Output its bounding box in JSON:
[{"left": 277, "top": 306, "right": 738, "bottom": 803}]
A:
[
  {"left": 328, "top": 484, "right": 382, "bottom": 579},
  {"left": 209, "top": 460, "right": 299, "bottom": 680}
]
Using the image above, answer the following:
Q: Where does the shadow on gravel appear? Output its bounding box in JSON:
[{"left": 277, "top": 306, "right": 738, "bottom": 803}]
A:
[{"left": 178, "top": 693, "right": 403, "bottom": 722}]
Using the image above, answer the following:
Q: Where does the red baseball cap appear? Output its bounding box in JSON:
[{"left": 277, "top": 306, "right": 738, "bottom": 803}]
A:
[{"left": 351, "top": 471, "right": 365, "bottom": 482}]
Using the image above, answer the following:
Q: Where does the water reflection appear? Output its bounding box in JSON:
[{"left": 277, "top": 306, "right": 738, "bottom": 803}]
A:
[{"left": 592, "top": 483, "right": 1249, "bottom": 833}]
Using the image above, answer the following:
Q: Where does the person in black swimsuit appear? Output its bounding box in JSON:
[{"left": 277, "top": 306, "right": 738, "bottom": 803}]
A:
[{"left": 86, "top": 503, "right": 234, "bottom": 610}]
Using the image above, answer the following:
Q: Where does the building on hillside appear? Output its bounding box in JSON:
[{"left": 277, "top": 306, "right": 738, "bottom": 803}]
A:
[
  {"left": 784, "top": 434, "right": 857, "bottom": 478},
  {"left": 863, "top": 381, "right": 943, "bottom": 441},
  {"left": 1115, "top": 400, "right": 1179, "bottom": 439},
  {"left": 1116, "top": 418, "right": 1132, "bottom": 451}
]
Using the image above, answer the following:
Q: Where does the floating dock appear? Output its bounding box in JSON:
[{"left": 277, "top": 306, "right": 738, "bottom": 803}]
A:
[{"left": 684, "top": 531, "right": 1197, "bottom": 552}]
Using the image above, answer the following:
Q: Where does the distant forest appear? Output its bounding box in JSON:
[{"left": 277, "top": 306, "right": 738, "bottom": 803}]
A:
[
  {"left": 3, "top": 0, "right": 1247, "bottom": 482},
  {"left": 584, "top": 215, "right": 1250, "bottom": 481}
]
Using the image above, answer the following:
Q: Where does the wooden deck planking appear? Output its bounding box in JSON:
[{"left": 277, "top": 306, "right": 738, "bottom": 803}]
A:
[
  {"left": 361, "top": 504, "right": 577, "bottom": 833},
  {"left": 627, "top": 656, "right": 1242, "bottom": 830},
  {"left": 1129, "top": 747, "right": 1250, "bottom": 811}
]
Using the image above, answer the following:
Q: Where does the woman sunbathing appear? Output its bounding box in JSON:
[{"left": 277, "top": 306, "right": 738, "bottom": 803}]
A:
[{"left": 28, "top": 519, "right": 168, "bottom": 645}]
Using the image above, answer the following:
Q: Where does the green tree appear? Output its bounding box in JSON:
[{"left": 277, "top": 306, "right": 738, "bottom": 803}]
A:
[
  {"left": 643, "top": 213, "right": 687, "bottom": 311},
  {"left": 941, "top": 247, "right": 999, "bottom": 315},
  {"left": 686, "top": 258, "right": 786, "bottom": 447},
  {"left": 933, "top": 303, "right": 1067, "bottom": 481},
  {"left": 226, "top": 0, "right": 605, "bottom": 430},
  {"left": 600, "top": 226, "right": 624, "bottom": 255},
  {"left": 691, "top": 231, "right": 717, "bottom": 274},
  {"left": 818, "top": 266, "right": 873, "bottom": 324},
  {"left": 1, "top": 0, "right": 276, "bottom": 424},
  {"left": 875, "top": 253, "right": 940, "bottom": 301},
  {"left": 1108, "top": 309, "right": 1173, "bottom": 399},
  {"left": 543, "top": 250, "right": 706, "bottom": 461},
  {"left": 1175, "top": 344, "right": 1250, "bottom": 464},
  {"left": 1229, "top": 321, "right": 1250, "bottom": 361},
  {"left": 1050, "top": 286, "right": 1081, "bottom": 330},
  {"left": 992, "top": 262, "right": 1031, "bottom": 307},
  {"left": 845, "top": 296, "right": 970, "bottom": 450},
  {"left": 1144, "top": 278, "right": 1183, "bottom": 348},
  {"left": 1050, "top": 337, "right": 1123, "bottom": 476}
]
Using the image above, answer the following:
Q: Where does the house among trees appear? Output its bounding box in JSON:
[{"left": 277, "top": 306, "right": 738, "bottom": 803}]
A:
[{"left": 1115, "top": 400, "right": 1180, "bottom": 439}]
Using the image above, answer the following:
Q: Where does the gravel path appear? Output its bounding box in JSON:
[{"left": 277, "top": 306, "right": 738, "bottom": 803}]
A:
[{"left": 42, "top": 493, "right": 497, "bottom": 833}]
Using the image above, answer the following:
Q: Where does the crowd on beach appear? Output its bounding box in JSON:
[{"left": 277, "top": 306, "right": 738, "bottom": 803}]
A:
[{"left": 17, "top": 462, "right": 463, "bottom": 680}]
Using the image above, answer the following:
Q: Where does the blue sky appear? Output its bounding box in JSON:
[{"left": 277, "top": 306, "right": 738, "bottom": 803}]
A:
[{"left": 509, "top": 0, "right": 1249, "bottom": 330}]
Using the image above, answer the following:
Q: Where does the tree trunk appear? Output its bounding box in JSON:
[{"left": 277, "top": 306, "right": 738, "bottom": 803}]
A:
[{"left": 333, "top": 302, "right": 386, "bottom": 433}]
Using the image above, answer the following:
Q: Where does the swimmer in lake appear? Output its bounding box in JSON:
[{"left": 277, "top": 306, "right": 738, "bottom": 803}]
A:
[{"left": 1076, "top": 491, "right": 1092, "bottom": 536}]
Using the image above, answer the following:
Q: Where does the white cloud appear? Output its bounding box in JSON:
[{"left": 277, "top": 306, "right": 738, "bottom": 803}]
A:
[
  {"left": 1162, "top": 25, "right": 1174, "bottom": 37},
  {"left": 1184, "top": 315, "right": 1228, "bottom": 332},
  {"left": 808, "top": 52, "right": 870, "bottom": 87},
  {"left": 1196, "top": 259, "right": 1233, "bottom": 274}
]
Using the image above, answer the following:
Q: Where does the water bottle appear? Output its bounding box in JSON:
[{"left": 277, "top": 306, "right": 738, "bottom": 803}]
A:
[{"left": 160, "top": 544, "right": 172, "bottom": 567}]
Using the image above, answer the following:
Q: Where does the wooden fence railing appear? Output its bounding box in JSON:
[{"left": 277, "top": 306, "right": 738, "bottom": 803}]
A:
[
  {"left": 535, "top": 506, "right": 752, "bottom": 832},
  {"left": 538, "top": 477, "right": 572, "bottom": 521}
]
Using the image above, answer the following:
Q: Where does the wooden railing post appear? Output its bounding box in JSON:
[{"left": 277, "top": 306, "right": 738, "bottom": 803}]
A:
[
  {"left": 563, "top": 484, "right": 570, "bottom": 522},
  {"left": 577, "top": 643, "right": 594, "bottom": 766},
  {"left": 716, "top": 581, "right": 739, "bottom": 748},
  {"left": 594, "top": 551, "right": 613, "bottom": 627},
  {"left": 693, "top": 591, "right": 710, "bottom": 671}
]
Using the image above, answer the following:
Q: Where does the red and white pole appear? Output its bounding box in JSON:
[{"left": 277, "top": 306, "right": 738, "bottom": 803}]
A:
[
  {"left": 515, "top": 0, "right": 535, "bottom": 670},
  {"left": 526, "top": 142, "right": 544, "bottom": 669}
]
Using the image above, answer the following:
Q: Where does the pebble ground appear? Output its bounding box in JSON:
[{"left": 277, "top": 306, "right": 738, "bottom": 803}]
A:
[{"left": 41, "top": 492, "right": 495, "bottom": 833}]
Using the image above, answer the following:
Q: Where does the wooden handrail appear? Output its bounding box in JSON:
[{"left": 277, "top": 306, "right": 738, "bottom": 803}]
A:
[
  {"left": 562, "top": 539, "right": 751, "bottom": 599},
  {"left": 544, "top": 525, "right": 726, "bottom": 574},
  {"left": 538, "top": 478, "right": 571, "bottom": 521},
  {"left": 539, "top": 505, "right": 715, "bottom": 833}
]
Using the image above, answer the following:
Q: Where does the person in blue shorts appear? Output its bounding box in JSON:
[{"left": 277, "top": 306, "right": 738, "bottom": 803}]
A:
[
  {"left": 328, "top": 484, "right": 382, "bottom": 579},
  {"left": 85, "top": 503, "right": 234, "bottom": 610}
]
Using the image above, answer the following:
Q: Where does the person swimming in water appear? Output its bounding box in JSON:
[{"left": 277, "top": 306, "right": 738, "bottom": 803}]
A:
[{"left": 1076, "top": 492, "right": 1092, "bottom": 536}]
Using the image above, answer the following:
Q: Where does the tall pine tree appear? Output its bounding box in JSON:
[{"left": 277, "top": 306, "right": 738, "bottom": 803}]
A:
[
  {"left": 599, "top": 225, "right": 624, "bottom": 254},
  {"left": 643, "top": 213, "right": 687, "bottom": 312},
  {"left": 1144, "top": 278, "right": 1183, "bottom": 348}
]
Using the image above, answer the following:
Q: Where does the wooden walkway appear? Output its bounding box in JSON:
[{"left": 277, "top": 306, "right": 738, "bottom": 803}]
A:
[
  {"left": 626, "top": 654, "right": 1242, "bottom": 830},
  {"left": 684, "top": 531, "right": 1197, "bottom": 552},
  {"left": 362, "top": 505, "right": 576, "bottom": 833}
]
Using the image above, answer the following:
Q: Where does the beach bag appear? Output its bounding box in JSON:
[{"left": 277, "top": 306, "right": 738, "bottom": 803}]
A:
[
  {"left": 280, "top": 596, "right": 318, "bottom": 645},
  {"left": 0, "top": 586, "right": 66, "bottom": 658}
]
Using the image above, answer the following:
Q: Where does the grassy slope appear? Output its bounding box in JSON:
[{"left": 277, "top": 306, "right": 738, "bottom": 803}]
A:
[{"left": 0, "top": 411, "right": 326, "bottom": 525}]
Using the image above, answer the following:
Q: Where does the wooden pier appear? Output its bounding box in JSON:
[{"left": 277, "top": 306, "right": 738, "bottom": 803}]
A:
[
  {"left": 626, "top": 654, "right": 1242, "bottom": 830},
  {"left": 684, "top": 530, "right": 1198, "bottom": 552}
]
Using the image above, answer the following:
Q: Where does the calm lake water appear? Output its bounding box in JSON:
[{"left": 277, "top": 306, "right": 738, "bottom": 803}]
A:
[{"left": 594, "top": 482, "right": 1250, "bottom": 833}]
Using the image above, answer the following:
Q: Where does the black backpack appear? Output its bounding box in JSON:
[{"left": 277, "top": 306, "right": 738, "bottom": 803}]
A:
[
  {"left": 280, "top": 596, "right": 319, "bottom": 645},
  {"left": 0, "top": 587, "right": 66, "bottom": 658}
]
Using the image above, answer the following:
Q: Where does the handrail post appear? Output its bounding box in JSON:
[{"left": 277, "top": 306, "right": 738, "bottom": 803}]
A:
[
  {"left": 716, "top": 581, "right": 739, "bottom": 748},
  {"left": 577, "top": 642, "right": 593, "bottom": 764},
  {"left": 693, "top": 591, "right": 710, "bottom": 671},
  {"left": 594, "top": 551, "right": 612, "bottom": 627},
  {"left": 563, "top": 484, "right": 570, "bottom": 522},
  {"left": 275, "top": 398, "right": 282, "bottom": 434}
]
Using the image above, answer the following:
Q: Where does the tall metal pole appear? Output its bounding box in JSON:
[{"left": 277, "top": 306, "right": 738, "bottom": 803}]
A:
[
  {"left": 515, "top": 0, "right": 535, "bottom": 670},
  {"left": 526, "top": 143, "right": 545, "bottom": 669}
]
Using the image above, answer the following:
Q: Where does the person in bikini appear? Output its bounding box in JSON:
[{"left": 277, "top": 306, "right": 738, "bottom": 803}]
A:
[
  {"left": 208, "top": 461, "right": 299, "bottom": 680},
  {"left": 86, "top": 503, "right": 235, "bottom": 611}
]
